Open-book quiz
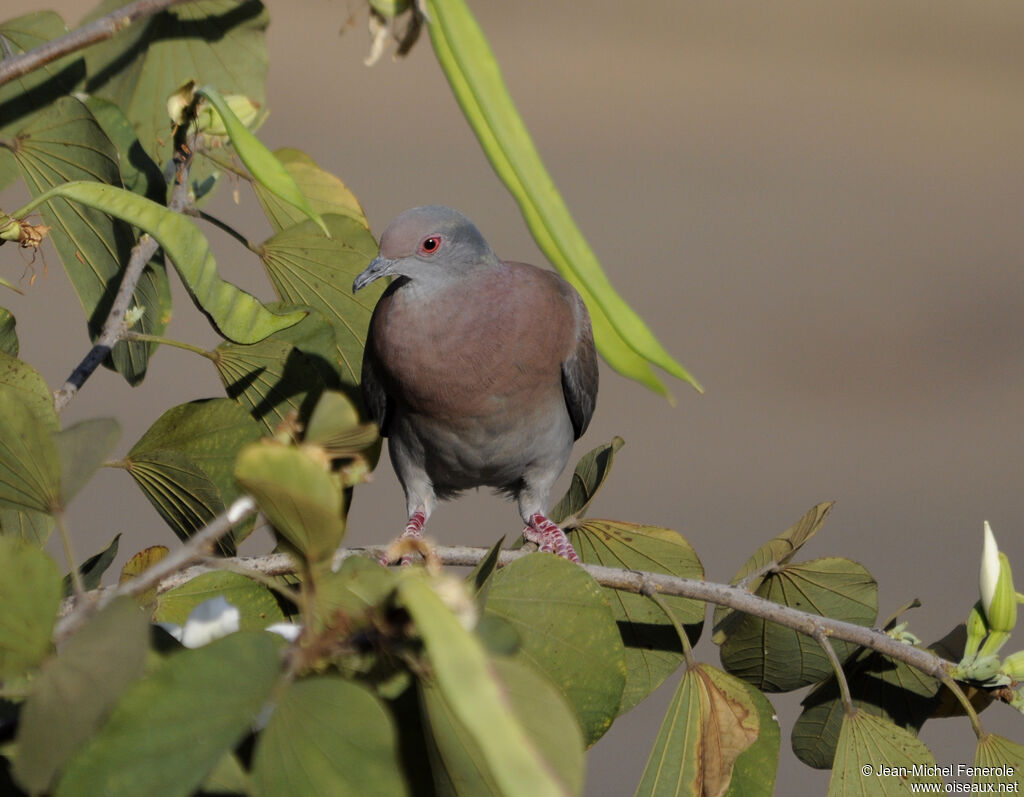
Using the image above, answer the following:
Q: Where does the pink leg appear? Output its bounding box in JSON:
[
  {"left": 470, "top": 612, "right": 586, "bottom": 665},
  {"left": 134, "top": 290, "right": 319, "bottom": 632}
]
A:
[
  {"left": 523, "top": 512, "right": 580, "bottom": 563},
  {"left": 380, "top": 508, "right": 427, "bottom": 565}
]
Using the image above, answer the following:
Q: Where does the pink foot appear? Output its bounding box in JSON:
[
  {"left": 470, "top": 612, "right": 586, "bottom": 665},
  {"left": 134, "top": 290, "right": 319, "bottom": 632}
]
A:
[
  {"left": 523, "top": 513, "right": 580, "bottom": 563},
  {"left": 380, "top": 508, "right": 427, "bottom": 565}
]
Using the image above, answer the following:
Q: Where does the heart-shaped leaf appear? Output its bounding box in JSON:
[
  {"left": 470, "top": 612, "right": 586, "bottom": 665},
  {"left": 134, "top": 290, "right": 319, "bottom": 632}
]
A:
[
  {"left": 398, "top": 573, "right": 572, "bottom": 797},
  {"left": 82, "top": 0, "right": 269, "bottom": 191},
  {"left": 827, "top": 710, "right": 939, "bottom": 795},
  {"left": 635, "top": 664, "right": 760, "bottom": 797},
  {"left": 0, "top": 11, "right": 84, "bottom": 189},
  {"left": 56, "top": 632, "right": 282, "bottom": 797},
  {"left": 260, "top": 214, "right": 381, "bottom": 389},
  {"left": 254, "top": 148, "right": 369, "bottom": 232},
  {"left": 485, "top": 554, "right": 626, "bottom": 745},
  {"left": 713, "top": 503, "right": 834, "bottom": 643},
  {"left": 154, "top": 571, "right": 285, "bottom": 631},
  {"left": 234, "top": 442, "right": 346, "bottom": 562},
  {"left": 719, "top": 556, "right": 877, "bottom": 692},
  {"left": 550, "top": 437, "right": 624, "bottom": 525},
  {"left": 13, "top": 597, "right": 148, "bottom": 794},
  {"left": 9, "top": 96, "right": 168, "bottom": 385},
  {"left": 572, "top": 520, "right": 704, "bottom": 714},
  {"left": 124, "top": 399, "right": 262, "bottom": 551},
  {"left": 52, "top": 417, "right": 120, "bottom": 506},
  {"left": 252, "top": 677, "right": 405, "bottom": 797},
  {"left": 0, "top": 536, "right": 61, "bottom": 679}
]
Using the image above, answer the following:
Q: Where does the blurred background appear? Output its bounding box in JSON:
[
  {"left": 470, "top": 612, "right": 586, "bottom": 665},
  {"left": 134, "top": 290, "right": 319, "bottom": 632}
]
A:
[{"left": 3, "top": 0, "right": 1023, "bottom": 792}]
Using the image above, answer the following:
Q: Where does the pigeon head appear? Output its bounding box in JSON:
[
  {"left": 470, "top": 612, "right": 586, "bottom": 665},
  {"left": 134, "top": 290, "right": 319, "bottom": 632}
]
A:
[{"left": 352, "top": 205, "right": 499, "bottom": 293}]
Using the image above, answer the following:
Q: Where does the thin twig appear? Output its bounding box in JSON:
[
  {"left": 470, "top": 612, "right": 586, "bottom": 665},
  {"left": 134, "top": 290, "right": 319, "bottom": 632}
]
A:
[
  {"left": 54, "top": 496, "right": 256, "bottom": 641},
  {"left": 52, "top": 127, "right": 196, "bottom": 411},
  {"left": 0, "top": 0, "right": 190, "bottom": 88}
]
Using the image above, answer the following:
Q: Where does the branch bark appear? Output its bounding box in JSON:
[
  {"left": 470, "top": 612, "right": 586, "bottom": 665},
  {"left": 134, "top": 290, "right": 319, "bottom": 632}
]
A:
[
  {"left": 59, "top": 515, "right": 955, "bottom": 682},
  {"left": 0, "top": 0, "right": 189, "bottom": 88},
  {"left": 52, "top": 126, "right": 196, "bottom": 411}
]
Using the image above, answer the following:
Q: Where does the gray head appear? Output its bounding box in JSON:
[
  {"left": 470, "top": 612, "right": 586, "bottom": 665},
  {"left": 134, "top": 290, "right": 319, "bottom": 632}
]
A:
[{"left": 352, "top": 206, "right": 499, "bottom": 293}]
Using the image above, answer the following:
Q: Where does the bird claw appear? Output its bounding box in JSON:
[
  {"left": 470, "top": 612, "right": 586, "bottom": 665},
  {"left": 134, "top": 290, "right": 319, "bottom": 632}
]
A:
[
  {"left": 523, "top": 513, "right": 580, "bottom": 564},
  {"left": 380, "top": 510, "right": 441, "bottom": 570}
]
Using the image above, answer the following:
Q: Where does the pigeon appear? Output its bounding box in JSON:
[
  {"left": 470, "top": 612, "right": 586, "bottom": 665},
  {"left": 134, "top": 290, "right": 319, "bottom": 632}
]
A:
[{"left": 352, "top": 206, "right": 598, "bottom": 563}]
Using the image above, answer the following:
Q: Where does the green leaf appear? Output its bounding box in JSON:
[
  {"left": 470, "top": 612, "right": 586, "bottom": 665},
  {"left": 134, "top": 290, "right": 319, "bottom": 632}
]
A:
[
  {"left": 56, "top": 632, "right": 281, "bottom": 797},
  {"left": 0, "top": 308, "right": 18, "bottom": 356},
  {"left": 153, "top": 571, "right": 285, "bottom": 631},
  {"left": 82, "top": 0, "right": 269, "bottom": 189},
  {"left": 63, "top": 534, "right": 121, "bottom": 597},
  {"left": 725, "top": 681, "right": 780, "bottom": 797},
  {"left": 252, "top": 676, "right": 406, "bottom": 797},
  {"left": 0, "top": 351, "right": 58, "bottom": 430},
  {"left": 52, "top": 417, "right": 121, "bottom": 506},
  {"left": 13, "top": 597, "right": 148, "bottom": 794},
  {"left": 635, "top": 664, "right": 760, "bottom": 797},
  {"left": 398, "top": 572, "right": 571, "bottom": 797},
  {"left": 124, "top": 399, "right": 262, "bottom": 551},
  {"left": 792, "top": 649, "right": 941, "bottom": 769},
  {"left": 198, "top": 85, "right": 328, "bottom": 236},
  {"left": 485, "top": 554, "right": 626, "bottom": 745},
  {"left": 255, "top": 148, "right": 370, "bottom": 232},
  {"left": 422, "top": 656, "right": 585, "bottom": 797},
  {"left": 550, "top": 437, "right": 625, "bottom": 525},
  {"left": 572, "top": 520, "right": 705, "bottom": 714},
  {"left": 213, "top": 306, "right": 339, "bottom": 434},
  {"left": 15, "top": 180, "right": 306, "bottom": 344},
  {"left": 83, "top": 96, "right": 166, "bottom": 203},
  {"left": 234, "top": 442, "right": 346, "bottom": 562},
  {"left": 719, "top": 556, "right": 878, "bottom": 692},
  {"left": 827, "top": 710, "right": 939, "bottom": 795},
  {"left": 713, "top": 502, "right": 834, "bottom": 643},
  {"left": 0, "top": 383, "right": 60, "bottom": 513},
  {"left": 0, "top": 507, "right": 54, "bottom": 545},
  {"left": 974, "top": 734, "right": 1024, "bottom": 788},
  {"left": 424, "top": 0, "right": 699, "bottom": 397},
  {"left": 0, "top": 536, "right": 61, "bottom": 679},
  {"left": 0, "top": 12, "right": 85, "bottom": 189},
  {"left": 303, "top": 389, "right": 379, "bottom": 456},
  {"left": 260, "top": 213, "right": 382, "bottom": 388},
  {"left": 9, "top": 95, "right": 169, "bottom": 385}
]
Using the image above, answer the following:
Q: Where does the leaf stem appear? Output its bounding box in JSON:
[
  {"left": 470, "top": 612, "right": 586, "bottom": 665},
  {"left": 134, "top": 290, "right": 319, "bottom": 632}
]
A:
[
  {"left": 184, "top": 208, "right": 263, "bottom": 254},
  {"left": 55, "top": 509, "right": 85, "bottom": 598},
  {"left": 940, "top": 674, "right": 985, "bottom": 738},
  {"left": 644, "top": 582, "right": 696, "bottom": 668},
  {"left": 123, "top": 331, "right": 216, "bottom": 360},
  {"left": 814, "top": 627, "right": 854, "bottom": 715}
]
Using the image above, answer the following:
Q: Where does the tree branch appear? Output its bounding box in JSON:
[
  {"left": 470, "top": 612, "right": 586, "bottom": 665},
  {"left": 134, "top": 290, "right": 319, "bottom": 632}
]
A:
[
  {"left": 0, "top": 0, "right": 189, "bottom": 88},
  {"left": 54, "top": 495, "right": 256, "bottom": 641},
  {"left": 52, "top": 127, "right": 196, "bottom": 412},
  {"left": 60, "top": 527, "right": 955, "bottom": 683}
]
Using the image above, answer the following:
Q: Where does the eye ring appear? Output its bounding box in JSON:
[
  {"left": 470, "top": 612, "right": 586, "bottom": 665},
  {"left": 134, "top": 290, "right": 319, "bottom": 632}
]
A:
[{"left": 418, "top": 235, "right": 443, "bottom": 256}]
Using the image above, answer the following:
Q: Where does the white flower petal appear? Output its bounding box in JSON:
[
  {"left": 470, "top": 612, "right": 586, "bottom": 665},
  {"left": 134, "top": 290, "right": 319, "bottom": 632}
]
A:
[{"left": 981, "top": 521, "right": 1001, "bottom": 615}]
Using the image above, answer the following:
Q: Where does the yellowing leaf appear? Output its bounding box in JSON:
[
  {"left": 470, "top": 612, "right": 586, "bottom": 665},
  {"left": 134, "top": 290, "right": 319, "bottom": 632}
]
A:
[{"left": 636, "top": 664, "right": 759, "bottom": 797}]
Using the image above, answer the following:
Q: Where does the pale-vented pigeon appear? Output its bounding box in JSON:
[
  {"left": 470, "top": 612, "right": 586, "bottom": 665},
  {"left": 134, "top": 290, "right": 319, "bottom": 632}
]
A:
[{"left": 352, "top": 206, "right": 598, "bottom": 563}]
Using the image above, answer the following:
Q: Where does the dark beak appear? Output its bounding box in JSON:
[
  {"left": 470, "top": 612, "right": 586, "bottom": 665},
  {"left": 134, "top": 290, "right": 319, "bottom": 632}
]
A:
[{"left": 352, "top": 256, "right": 395, "bottom": 293}]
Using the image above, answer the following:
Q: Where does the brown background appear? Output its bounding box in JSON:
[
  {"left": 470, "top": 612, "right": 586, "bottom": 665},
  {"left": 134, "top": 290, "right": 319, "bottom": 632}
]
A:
[{"left": 3, "top": 0, "right": 1024, "bottom": 792}]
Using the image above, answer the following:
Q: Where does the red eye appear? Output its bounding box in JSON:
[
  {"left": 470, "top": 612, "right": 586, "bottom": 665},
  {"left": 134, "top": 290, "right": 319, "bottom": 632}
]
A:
[{"left": 418, "top": 235, "right": 442, "bottom": 256}]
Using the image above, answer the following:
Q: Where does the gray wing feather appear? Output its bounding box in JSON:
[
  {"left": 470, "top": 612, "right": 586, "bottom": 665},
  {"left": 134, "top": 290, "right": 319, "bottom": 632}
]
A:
[
  {"left": 360, "top": 333, "right": 392, "bottom": 438},
  {"left": 561, "top": 292, "right": 598, "bottom": 439}
]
